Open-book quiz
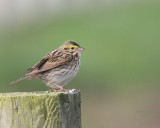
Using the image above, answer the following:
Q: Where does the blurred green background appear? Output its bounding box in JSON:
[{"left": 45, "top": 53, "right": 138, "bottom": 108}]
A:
[{"left": 1, "top": 0, "right": 160, "bottom": 128}]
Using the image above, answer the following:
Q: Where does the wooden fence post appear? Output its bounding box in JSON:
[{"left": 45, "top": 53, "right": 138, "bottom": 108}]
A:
[{"left": 0, "top": 90, "right": 81, "bottom": 128}]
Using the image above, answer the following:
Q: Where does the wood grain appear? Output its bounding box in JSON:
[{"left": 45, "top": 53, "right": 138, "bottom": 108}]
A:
[{"left": 0, "top": 90, "right": 81, "bottom": 128}]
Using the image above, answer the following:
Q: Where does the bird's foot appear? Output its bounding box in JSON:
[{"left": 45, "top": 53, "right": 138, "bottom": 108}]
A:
[
  {"left": 48, "top": 88, "right": 76, "bottom": 93},
  {"left": 49, "top": 88, "right": 58, "bottom": 92},
  {"left": 49, "top": 87, "right": 65, "bottom": 92}
]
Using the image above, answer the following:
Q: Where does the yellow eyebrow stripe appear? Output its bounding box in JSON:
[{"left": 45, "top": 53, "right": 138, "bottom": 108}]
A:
[{"left": 70, "top": 44, "right": 79, "bottom": 48}]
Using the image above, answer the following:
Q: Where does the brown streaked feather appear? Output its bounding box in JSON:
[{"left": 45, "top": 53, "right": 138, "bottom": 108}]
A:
[
  {"left": 27, "top": 50, "right": 73, "bottom": 75},
  {"left": 11, "top": 50, "right": 73, "bottom": 84},
  {"left": 10, "top": 75, "right": 29, "bottom": 84},
  {"left": 27, "top": 50, "right": 56, "bottom": 72},
  {"left": 27, "top": 58, "right": 48, "bottom": 72}
]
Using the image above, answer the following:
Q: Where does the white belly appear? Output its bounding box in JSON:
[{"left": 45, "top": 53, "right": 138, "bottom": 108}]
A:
[{"left": 42, "top": 56, "right": 81, "bottom": 88}]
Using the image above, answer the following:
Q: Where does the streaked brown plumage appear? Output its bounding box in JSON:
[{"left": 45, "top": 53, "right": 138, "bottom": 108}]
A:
[{"left": 10, "top": 40, "right": 84, "bottom": 90}]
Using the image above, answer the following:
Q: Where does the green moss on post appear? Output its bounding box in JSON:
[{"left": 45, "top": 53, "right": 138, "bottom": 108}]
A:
[{"left": 0, "top": 90, "right": 81, "bottom": 128}]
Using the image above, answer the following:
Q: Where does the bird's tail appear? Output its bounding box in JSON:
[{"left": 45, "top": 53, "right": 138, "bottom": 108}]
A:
[{"left": 10, "top": 75, "right": 29, "bottom": 84}]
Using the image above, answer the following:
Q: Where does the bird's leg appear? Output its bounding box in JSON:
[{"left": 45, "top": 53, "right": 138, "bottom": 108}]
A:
[{"left": 51, "top": 82, "right": 64, "bottom": 91}]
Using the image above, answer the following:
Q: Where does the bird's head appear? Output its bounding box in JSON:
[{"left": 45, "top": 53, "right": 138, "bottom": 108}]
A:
[{"left": 59, "top": 40, "right": 85, "bottom": 54}]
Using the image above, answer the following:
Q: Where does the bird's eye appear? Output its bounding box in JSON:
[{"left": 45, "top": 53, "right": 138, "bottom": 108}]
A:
[{"left": 71, "top": 47, "right": 74, "bottom": 50}]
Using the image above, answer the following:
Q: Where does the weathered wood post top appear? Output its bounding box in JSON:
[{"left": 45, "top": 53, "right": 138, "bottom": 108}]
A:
[{"left": 0, "top": 89, "right": 81, "bottom": 128}]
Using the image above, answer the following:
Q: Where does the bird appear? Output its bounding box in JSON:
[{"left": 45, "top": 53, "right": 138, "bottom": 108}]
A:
[{"left": 10, "top": 40, "right": 84, "bottom": 91}]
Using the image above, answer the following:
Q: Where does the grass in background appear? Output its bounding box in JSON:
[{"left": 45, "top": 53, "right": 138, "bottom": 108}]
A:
[
  {"left": 1, "top": 2, "right": 160, "bottom": 128},
  {"left": 1, "top": 2, "right": 160, "bottom": 93}
]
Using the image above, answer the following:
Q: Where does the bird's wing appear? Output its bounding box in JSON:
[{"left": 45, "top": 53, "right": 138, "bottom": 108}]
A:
[{"left": 27, "top": 50, "right": 73, "bottom": 75}]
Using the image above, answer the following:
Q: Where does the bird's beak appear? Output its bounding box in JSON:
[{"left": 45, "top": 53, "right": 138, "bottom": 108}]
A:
[{"left": 78, "top": 47, "right": 85, "bottom": 51}]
